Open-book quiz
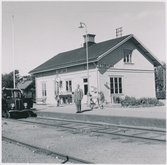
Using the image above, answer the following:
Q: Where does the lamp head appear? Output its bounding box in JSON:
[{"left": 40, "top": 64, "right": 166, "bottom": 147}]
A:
[{"left": 78, "top": 22, "right": 84, "bottom": 28}]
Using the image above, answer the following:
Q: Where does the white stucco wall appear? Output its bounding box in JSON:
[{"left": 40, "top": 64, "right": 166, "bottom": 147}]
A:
[
  {"left": 99, "top": 69, "right": 156, "bottom": 103},
  {"left": 123, "top": 70, "right": 156, "bottom": 98},
  {"left": 114, "top": 49, "right": 154, "bottom": 70},
  {"left": 35, "top": 69, "right": 97, "bottom": 104}
]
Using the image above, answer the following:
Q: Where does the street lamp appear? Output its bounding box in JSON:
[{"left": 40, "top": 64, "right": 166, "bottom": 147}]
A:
[
  {"left": 55, "top": 75, "right": 61, "bottom": 107},
  {"left": 79, "top": 22, "right": 90, "bottom": 106}
]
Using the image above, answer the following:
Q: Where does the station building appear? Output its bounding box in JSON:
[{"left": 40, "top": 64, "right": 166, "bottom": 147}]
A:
[{"left": 29, "top": 34, "right": 162, "bottom": 104}]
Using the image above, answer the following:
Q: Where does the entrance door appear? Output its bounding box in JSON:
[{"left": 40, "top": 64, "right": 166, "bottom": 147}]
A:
[{"left": 83, "top": 78, "right": 88, "bottom": 103}]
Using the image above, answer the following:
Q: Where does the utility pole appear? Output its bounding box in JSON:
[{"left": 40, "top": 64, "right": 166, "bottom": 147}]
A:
[{"left": 12, "top": 15, "right": 15, "bottom": 88}]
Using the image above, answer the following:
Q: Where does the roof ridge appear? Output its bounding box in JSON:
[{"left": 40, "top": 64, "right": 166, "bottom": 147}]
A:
[{"left": 94, "top": 34, "right": 132, "bottom": 45}]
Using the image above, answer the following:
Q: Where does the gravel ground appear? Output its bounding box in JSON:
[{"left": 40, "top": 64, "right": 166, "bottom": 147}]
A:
[
  {"left": 2, "top": 140, "right": 63, "bottom": 163},
  {"left": 2, "top": 118, "right": 166, "bottom": 164}
]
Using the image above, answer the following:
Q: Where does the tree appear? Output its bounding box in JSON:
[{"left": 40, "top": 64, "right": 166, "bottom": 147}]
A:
[
  {"left": 2, "top": 70, "right": 20, "bottom": 88},
  {"left": 155, "top": 62, "right": 166, "bottom": 91},
  {"left": 155, "top": 61, "right": 166, "bottom": 99}
]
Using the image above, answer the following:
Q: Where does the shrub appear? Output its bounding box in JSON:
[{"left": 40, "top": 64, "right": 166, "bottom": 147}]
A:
[
  {"left": 147, "top": 97, "right": 159, "bottom": 106},
  {"left": 113, "top": 96, "right": 122, "bottom": 103},
  {"left": 120, "top": 96, "right": 164, "bottom": 107},
  {"left": 156, "top": 101, "right": 165, "bottom": 106},
  {"left": 156, "top": 90, "right": 166, "bottom": 100},
  {"left": 121, "top": 96, "right": 131, "bottom": 107},
  {"left": 129, "top": 97, "right": 137, "bottom": 106}
]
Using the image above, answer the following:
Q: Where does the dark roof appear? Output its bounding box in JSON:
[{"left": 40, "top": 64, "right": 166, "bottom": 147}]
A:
[
  {"left": 29, "top": 34, "right": 162, "bottom": 74},
  {"left": 17, "top": 80, "right": 33, "bottom": 90}
]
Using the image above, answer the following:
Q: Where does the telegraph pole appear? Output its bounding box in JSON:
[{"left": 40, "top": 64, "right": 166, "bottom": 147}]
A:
[{"left": 12, "top": 15, "right": 15, "bottom": 88}]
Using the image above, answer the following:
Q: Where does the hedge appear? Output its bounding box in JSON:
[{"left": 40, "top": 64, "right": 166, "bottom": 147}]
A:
[{"left": 113, "top": 96, "right": 164, "bottom": 107}]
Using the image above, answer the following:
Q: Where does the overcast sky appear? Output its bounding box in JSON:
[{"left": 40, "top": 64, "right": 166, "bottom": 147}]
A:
[{"left": 2, "top": 1, "right": 166, "bottom": 76}]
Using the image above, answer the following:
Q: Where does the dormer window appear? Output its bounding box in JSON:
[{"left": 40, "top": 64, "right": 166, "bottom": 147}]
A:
[{"left": 123, "top": 49, "right": 133, "bottom": 63}]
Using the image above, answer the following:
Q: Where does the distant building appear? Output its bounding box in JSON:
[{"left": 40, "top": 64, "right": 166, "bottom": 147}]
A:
[
  {"left": 29, "top": 34, "right": 162, "bottom": 104},
  {"left": 17, "top": 76, "right": 35, "bottom": 99}
]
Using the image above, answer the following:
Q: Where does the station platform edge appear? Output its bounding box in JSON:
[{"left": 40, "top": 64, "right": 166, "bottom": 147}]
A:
[{"left": 32, "top": 103, "right": 166, "bottom": 129}]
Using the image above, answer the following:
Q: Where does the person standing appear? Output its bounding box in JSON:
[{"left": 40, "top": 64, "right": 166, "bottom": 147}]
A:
[
  {"left": 74, "top": 84, "right": 83, "bottom": 113},
  {"left": 98, "top": 91, "right": 105, "bottom": 109}
]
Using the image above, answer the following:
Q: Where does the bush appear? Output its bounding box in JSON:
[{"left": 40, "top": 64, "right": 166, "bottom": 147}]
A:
[
  {"left": 156, "top": 101, "right": 165, "bottom": 106},
  {"left": 129, "top": 97, "right": 137, "bottom": 106},
  {"left": 156, "top": 90, "right": 166, "bottom": 100},
  {"left": 113, "top": 96, "right": 122, "bottom": 103},
  {"left": 121, "top": 96, "right": 131, "bottom": 107},
  {"left": 120, "top": 96, "right": 164, "bottom": 107}
]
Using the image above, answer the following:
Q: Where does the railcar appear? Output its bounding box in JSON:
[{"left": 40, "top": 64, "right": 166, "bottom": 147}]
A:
[{"left": 2, "top": 88, "right": 36, "bottom": 118}]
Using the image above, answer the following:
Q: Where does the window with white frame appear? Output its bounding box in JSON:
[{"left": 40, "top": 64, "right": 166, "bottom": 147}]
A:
[
  {"left": 110, "top": 77, "right": 122, "bottom": 94},
  {"left": 66, "top": 80, "right": 72, "bottom": 92},
  {"left": 42, "top": 82, "right": 47, "bottom": 97},
  {"left": 123, "top": 49, "right": 133, "bottom": 63}
]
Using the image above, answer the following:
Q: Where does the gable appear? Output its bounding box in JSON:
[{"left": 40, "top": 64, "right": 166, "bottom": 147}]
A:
[
  {"left": 114, "top": 40, "right": 154, "bottom": 70},
  {"left": 114, "top": 49, "right": 154, "bottom": 70},
  {"left": 98, "top": 36, "right": 161, "bottom": 70}
]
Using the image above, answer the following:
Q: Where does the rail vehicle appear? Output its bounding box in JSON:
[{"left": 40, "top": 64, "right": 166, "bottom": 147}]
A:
[{"left": 2, "top": 88, "right": 37, "bottom": 118}]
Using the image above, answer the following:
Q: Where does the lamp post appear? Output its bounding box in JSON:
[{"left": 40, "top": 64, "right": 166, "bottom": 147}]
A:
[
  {"left": 55, "top": 75, "right": 61, "bottom": 107},
  {"left": 79, "top": 22, "right": 90, "bottom": 106}
]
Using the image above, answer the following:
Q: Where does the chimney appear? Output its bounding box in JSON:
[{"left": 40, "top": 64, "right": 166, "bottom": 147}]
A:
[{"left": 83, "top": 34, "right": 96, "bottom": 47}]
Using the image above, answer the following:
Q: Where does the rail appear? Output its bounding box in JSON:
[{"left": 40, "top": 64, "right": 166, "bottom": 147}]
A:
[
  {"left": 13, "top": 117, "right": 166, "bottom": 143},
  {"left": 2, "top": 136, "right": 93, "bottom": 164}
]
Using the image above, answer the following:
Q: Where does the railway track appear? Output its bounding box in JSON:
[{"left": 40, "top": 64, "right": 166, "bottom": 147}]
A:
[
  {"left": 11, "top": 117, "right": 166, "bottom": 143},
  {"left": 2, "top": 136, "right": 93, "bottom": 164}
]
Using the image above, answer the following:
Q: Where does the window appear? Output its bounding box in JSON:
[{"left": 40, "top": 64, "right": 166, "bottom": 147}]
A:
[
  {"left": 83, "top": 78, "right": 88, "bottom": 83},
  {"left": 124, "top": 49, "right": 133, "bottom": 63},
  {"left": 13, "top": 91, "right": 22, "bottom": 98},
  {"left": 110, "top": 77, "right": 122, "bottom": 94},
  {"left": 66, "top": 80, "right": 72, "bottom": 92},
  {"left": 42, "top": 82, "right": 47, "bottom": 97}
]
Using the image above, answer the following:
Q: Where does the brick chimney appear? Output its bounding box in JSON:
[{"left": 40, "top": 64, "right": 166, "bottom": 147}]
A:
[{"left": 83, "top": 34, "right": 96, "bottom": 47}]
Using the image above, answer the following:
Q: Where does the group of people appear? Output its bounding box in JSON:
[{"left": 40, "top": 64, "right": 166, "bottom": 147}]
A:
[
  {"left": 74, "top": 84, "right": 105, "bottom": 113},
  {"left": 55, "top": 84, "right": 104, "bottom": 113}
]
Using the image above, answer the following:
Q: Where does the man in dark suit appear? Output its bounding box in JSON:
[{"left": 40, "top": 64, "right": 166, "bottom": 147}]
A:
[{"left": 74, "top": 84, "right": 83, "bottom": 113}]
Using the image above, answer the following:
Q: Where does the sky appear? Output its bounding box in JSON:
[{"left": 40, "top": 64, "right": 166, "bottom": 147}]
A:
[{"left": 1, "top": 1, "right": 166, "bottom": 76}]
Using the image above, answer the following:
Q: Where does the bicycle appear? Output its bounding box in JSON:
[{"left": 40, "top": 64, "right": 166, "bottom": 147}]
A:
[{"left": 90, "top": 97, "right": 104, "bottom": 110}]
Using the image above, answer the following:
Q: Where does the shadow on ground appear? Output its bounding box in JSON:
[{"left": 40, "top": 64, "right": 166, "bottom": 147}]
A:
[
  {"left": 10, "top": 111, "right": 37, "bottom": 119},
  {"left": 80, "top": 109, "right": 93, "bottom": 113}
]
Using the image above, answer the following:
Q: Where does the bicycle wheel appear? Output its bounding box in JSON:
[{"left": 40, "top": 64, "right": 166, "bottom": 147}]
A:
[{"left": 90, "top": 104, "right": 94, "bottom": 110}]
